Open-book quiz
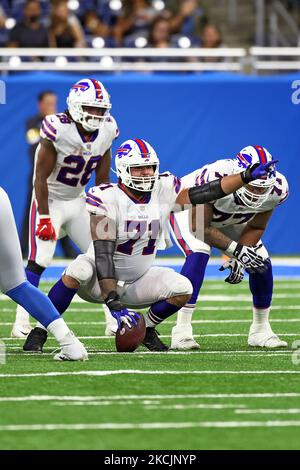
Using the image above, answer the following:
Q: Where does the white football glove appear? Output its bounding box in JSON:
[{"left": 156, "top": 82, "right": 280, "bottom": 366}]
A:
[
  {"left": 226, "top": 241, "right": 268, "bottom": 272},
  {"left": 219, "top": 258, "right": 244, "bottom": 284}
]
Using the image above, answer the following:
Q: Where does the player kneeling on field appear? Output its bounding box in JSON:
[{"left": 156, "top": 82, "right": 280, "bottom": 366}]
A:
[
  {"left": 170, "top": 145, "right": 288, "bottom": 350},
  {"left": 23, "top": 139, "right": 275, "bottom": 353}
]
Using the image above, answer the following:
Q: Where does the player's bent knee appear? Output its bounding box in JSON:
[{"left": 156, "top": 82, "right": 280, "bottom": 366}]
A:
[
  {"left": 62, "top": 274, "right": 80, "bottom": 289},
  {"left": 172, "top": 275, "right": 193, "bottom": 297},
  {"left": 174, "top": 293, "right": 192, "bottom": 307},
  {"left": 65, "top": 257, "right": 94, "bottom": 285}
]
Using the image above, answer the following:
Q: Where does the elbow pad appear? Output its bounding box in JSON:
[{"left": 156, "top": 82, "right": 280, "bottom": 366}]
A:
[
  {"left": 188, "top": 179, "right": 226, "bottom": 205},
  {"left": 93, "top": 239, "right": 116, "bottom": 280}
]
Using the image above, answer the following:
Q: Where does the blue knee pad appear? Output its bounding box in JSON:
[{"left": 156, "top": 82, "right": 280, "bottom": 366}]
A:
[
  {"left": 249, "top": 260, "right": 273, "bottom": 309},
  {"left": 6, "top": 281, "right": 61, "bottom": 327}
]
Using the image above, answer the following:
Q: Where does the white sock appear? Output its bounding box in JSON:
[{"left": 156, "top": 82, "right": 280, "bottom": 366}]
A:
[
  {"left": 252, "top": 306, "right": 270, "bottom": 327},
  {"left": 47, "top": 318, "right": 70, "bottom": 342},
  {"left": 15, "top": 305, "right": 30, "bottom": 323},
  {"left": 144, "top": 311, "right": 157, "bottom": 328},
  {"left": 176, "top": 306, "right": 195, "bottom": 326},
  {"left": 36, "top": 321, "right": 47, "bottom": 331}
]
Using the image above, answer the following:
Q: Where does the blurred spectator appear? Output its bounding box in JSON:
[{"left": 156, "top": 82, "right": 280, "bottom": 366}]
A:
[
  {"left": 0, "top": 5, "right": 8, "bottom": 47},
  {"left": 7, "top": 0, "right": 49, "bottom": 48},
  {"left": 48, "top": 0, "right": 86, "bottom": 48},
  {"left": 113, "top": 0, "right": 167, "bottom": 46},
  {"left": 83, "top": 9, "right": 110, "bottom": 41},
  {"left": 169, "top": 0, "right": 201, "bottom": 34},
  {"left": 201, "top": 23, "right": 222, "bottom": 49},
  {"left": 0, "top": 6, "right": 6, "bottom": 29},
  {"left": 200, "top": 23, "right": 223, "bottom": 63},
  {"left": 148, "top": 16, "right": 171, "bottom": 48},
  {"left": 21, "top": 90, "right": 78, "bottom": 258}
]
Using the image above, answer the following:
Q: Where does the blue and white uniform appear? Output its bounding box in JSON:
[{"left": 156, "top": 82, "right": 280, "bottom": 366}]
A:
[
  {"left": 65, "top": 174, "right": 192, "bottom": 308},
  {"left": 29, "top": 112, "right": 119, "bottom": 267},
  {"left": 171, "top": 158, "right": 288, "bottom": 255}
]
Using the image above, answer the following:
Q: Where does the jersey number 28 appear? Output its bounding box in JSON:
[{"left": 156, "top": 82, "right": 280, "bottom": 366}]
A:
[{"left": 57, "top": 155, "right": 101, "bottom": 187}]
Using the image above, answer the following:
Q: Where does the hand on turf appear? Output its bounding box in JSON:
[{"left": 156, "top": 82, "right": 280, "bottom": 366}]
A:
[
  {"left": 36, "top": 216, "right": 57, "bottom": 241},
  {"left": 219, "top": 258, "right": 244, "bottom": 284}
]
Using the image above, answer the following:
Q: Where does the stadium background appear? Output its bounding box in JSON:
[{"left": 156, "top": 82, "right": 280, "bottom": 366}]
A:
[{"left": 0, "top": 71, "right": 299, "bottom": 254}]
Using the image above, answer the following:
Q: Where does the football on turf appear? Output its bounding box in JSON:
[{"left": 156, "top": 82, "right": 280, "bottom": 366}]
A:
[{"left": 115, "top": 314, "right": 146, "bottom": 352}]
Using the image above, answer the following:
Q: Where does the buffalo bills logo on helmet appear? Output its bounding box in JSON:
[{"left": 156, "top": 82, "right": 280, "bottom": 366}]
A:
[
  {"left": 116, "top": 144, "right": 132, "bottom": 158},
  {"left": 71, "top": 81, "right": 90, "bottom": 93},
  {"left": 237, "top": 152, "right": 252, "bottom": 168}
]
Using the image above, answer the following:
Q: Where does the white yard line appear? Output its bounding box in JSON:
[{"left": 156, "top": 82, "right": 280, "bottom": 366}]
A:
[
  {"left": 198, "top": 294, "right": 300, "bottom": 301},
  {"left": 1, "top": 420, "right": 300, "bottom": 431},
  {"left": 2, "top": 333, "right": 298, "bottom": 341},
  {"left": 144, "top": 404, "right": 246, "bottom": 410},
  {"left": 1, "top": 370, "right": 300, "bottom": 379},
  {"left": 5, "top": 350, "right": 293, "bottom": 358},
  {"left": 235, "top": 409, "right": 300, "bottom": 415},
  {"left": 1, "top": 306, "right": 300, "bottom": 313},
  {"left": 0, "top": 393, "right": 299, "bottom": 402},
  {"left": 203, "top": 284, "right": 300, "bottom": 290},
  {"left": 2, "top": 318, "right": 300, "bottom": 327}
]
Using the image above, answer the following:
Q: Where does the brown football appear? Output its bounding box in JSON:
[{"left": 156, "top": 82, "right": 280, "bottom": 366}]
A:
[{"left": 115, "top": 314, "right": 146, "bottom": 352}]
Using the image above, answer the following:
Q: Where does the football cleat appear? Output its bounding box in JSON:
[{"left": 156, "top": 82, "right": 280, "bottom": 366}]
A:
[
  {"left": 23, "top": 327, "right": 48, "bottom": 352},
  {"left": 248, "top": 323, "right": 288, "bottom": 348},
  {"left": 11, "top": 321, "right": 32, "bottom": 338},
  {"left": 53, "top": 331, "right": 88, "bottom": 361},
  {"left": 142, "top": 327, "right": 169, "bottom": 352},
  {"left": 171, "top": 324, "right": 200, "bottom": 350}
]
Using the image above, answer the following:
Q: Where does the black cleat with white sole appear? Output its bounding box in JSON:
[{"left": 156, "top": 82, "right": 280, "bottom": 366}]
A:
[
  {"left": 142, "top": 327, "right": 169, "bottom": 352},
  {"left": 23, "top": 327, "right": 48, "bottom": 352}
]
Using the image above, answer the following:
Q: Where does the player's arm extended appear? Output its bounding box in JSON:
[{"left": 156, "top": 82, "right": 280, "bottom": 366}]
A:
[
  {"left": 90, "top": 213, "right": 117, "bottom": 300},
  {"left": 175, "top": 161, "right": 276, "bottom": 207},
  {"left": 238, "top": 210, "right": 273, "bottom": 246},
  {"left": 95, "top": 148, "right": 112, "bottom": 185},
  {"left": 34, "top": 138, "right": 57, "bottom": 215}
]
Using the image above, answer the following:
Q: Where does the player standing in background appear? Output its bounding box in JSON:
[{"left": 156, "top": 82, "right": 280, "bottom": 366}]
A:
[
  {"left": 11, "top": 78, "right": 119, "bottom": 338},
  {"left": 23, "top": 138, "right": 275, "bottom": 353},
  {"left": 170, "top": 145, "right": 288, "bottom": 350},
  {"left": 20, "top": 90, "right": 77, "bottom": 259},
  {"left": 0, "top": 186, "right": 87, "bottom": 361}
]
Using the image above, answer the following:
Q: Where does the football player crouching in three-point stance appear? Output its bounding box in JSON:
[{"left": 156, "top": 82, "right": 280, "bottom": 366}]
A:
[
  {"left": 24, "top": 139, "right": 275, "bottom": 352},
  {"left": 0, "top": 187, "right": 87, "bottom": 361},
  {"left": 12, "top": 78, "right": 119, "bottom": 339},
  {"left": 169, "top": 145, "right": 288, "bottom": 350}
]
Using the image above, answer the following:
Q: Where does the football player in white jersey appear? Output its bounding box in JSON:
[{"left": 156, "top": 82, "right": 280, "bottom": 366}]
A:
[
  {"left": 12, "top": 78, "right": 119, "bottom": 338},
  {"left": 23, "top": 139, "right": 275, "bottom": 353},
  {"left": 169, "top": 145, "right": 289, "bottom": 350},
  {"left": 0, "top": 187, "right": 87, "bottom": 361}
]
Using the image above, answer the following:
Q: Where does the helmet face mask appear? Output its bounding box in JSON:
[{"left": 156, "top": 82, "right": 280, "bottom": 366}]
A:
[
  {"left": 115, "top": 139, "right": 159, "bottom": 193},
  {"left": 67, "top": 78, "right": 112, "bottom": 132},
  {"left": 237, "top": 182, "right": 273, "bottom": 208},
  {"left": 234, "top": 145, "right": 276, "bottom": 208}
]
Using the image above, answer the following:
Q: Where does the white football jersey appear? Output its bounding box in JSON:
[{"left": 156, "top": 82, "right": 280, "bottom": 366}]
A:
[
  {"left": 86, "top": 173, "right": 181, "bottom": 282},
  {"left": 181, "top": 159, "right": 289, "bottom": 228},
  {"left": 35, "top": 113, "right": 119, "bottom": 200}
]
